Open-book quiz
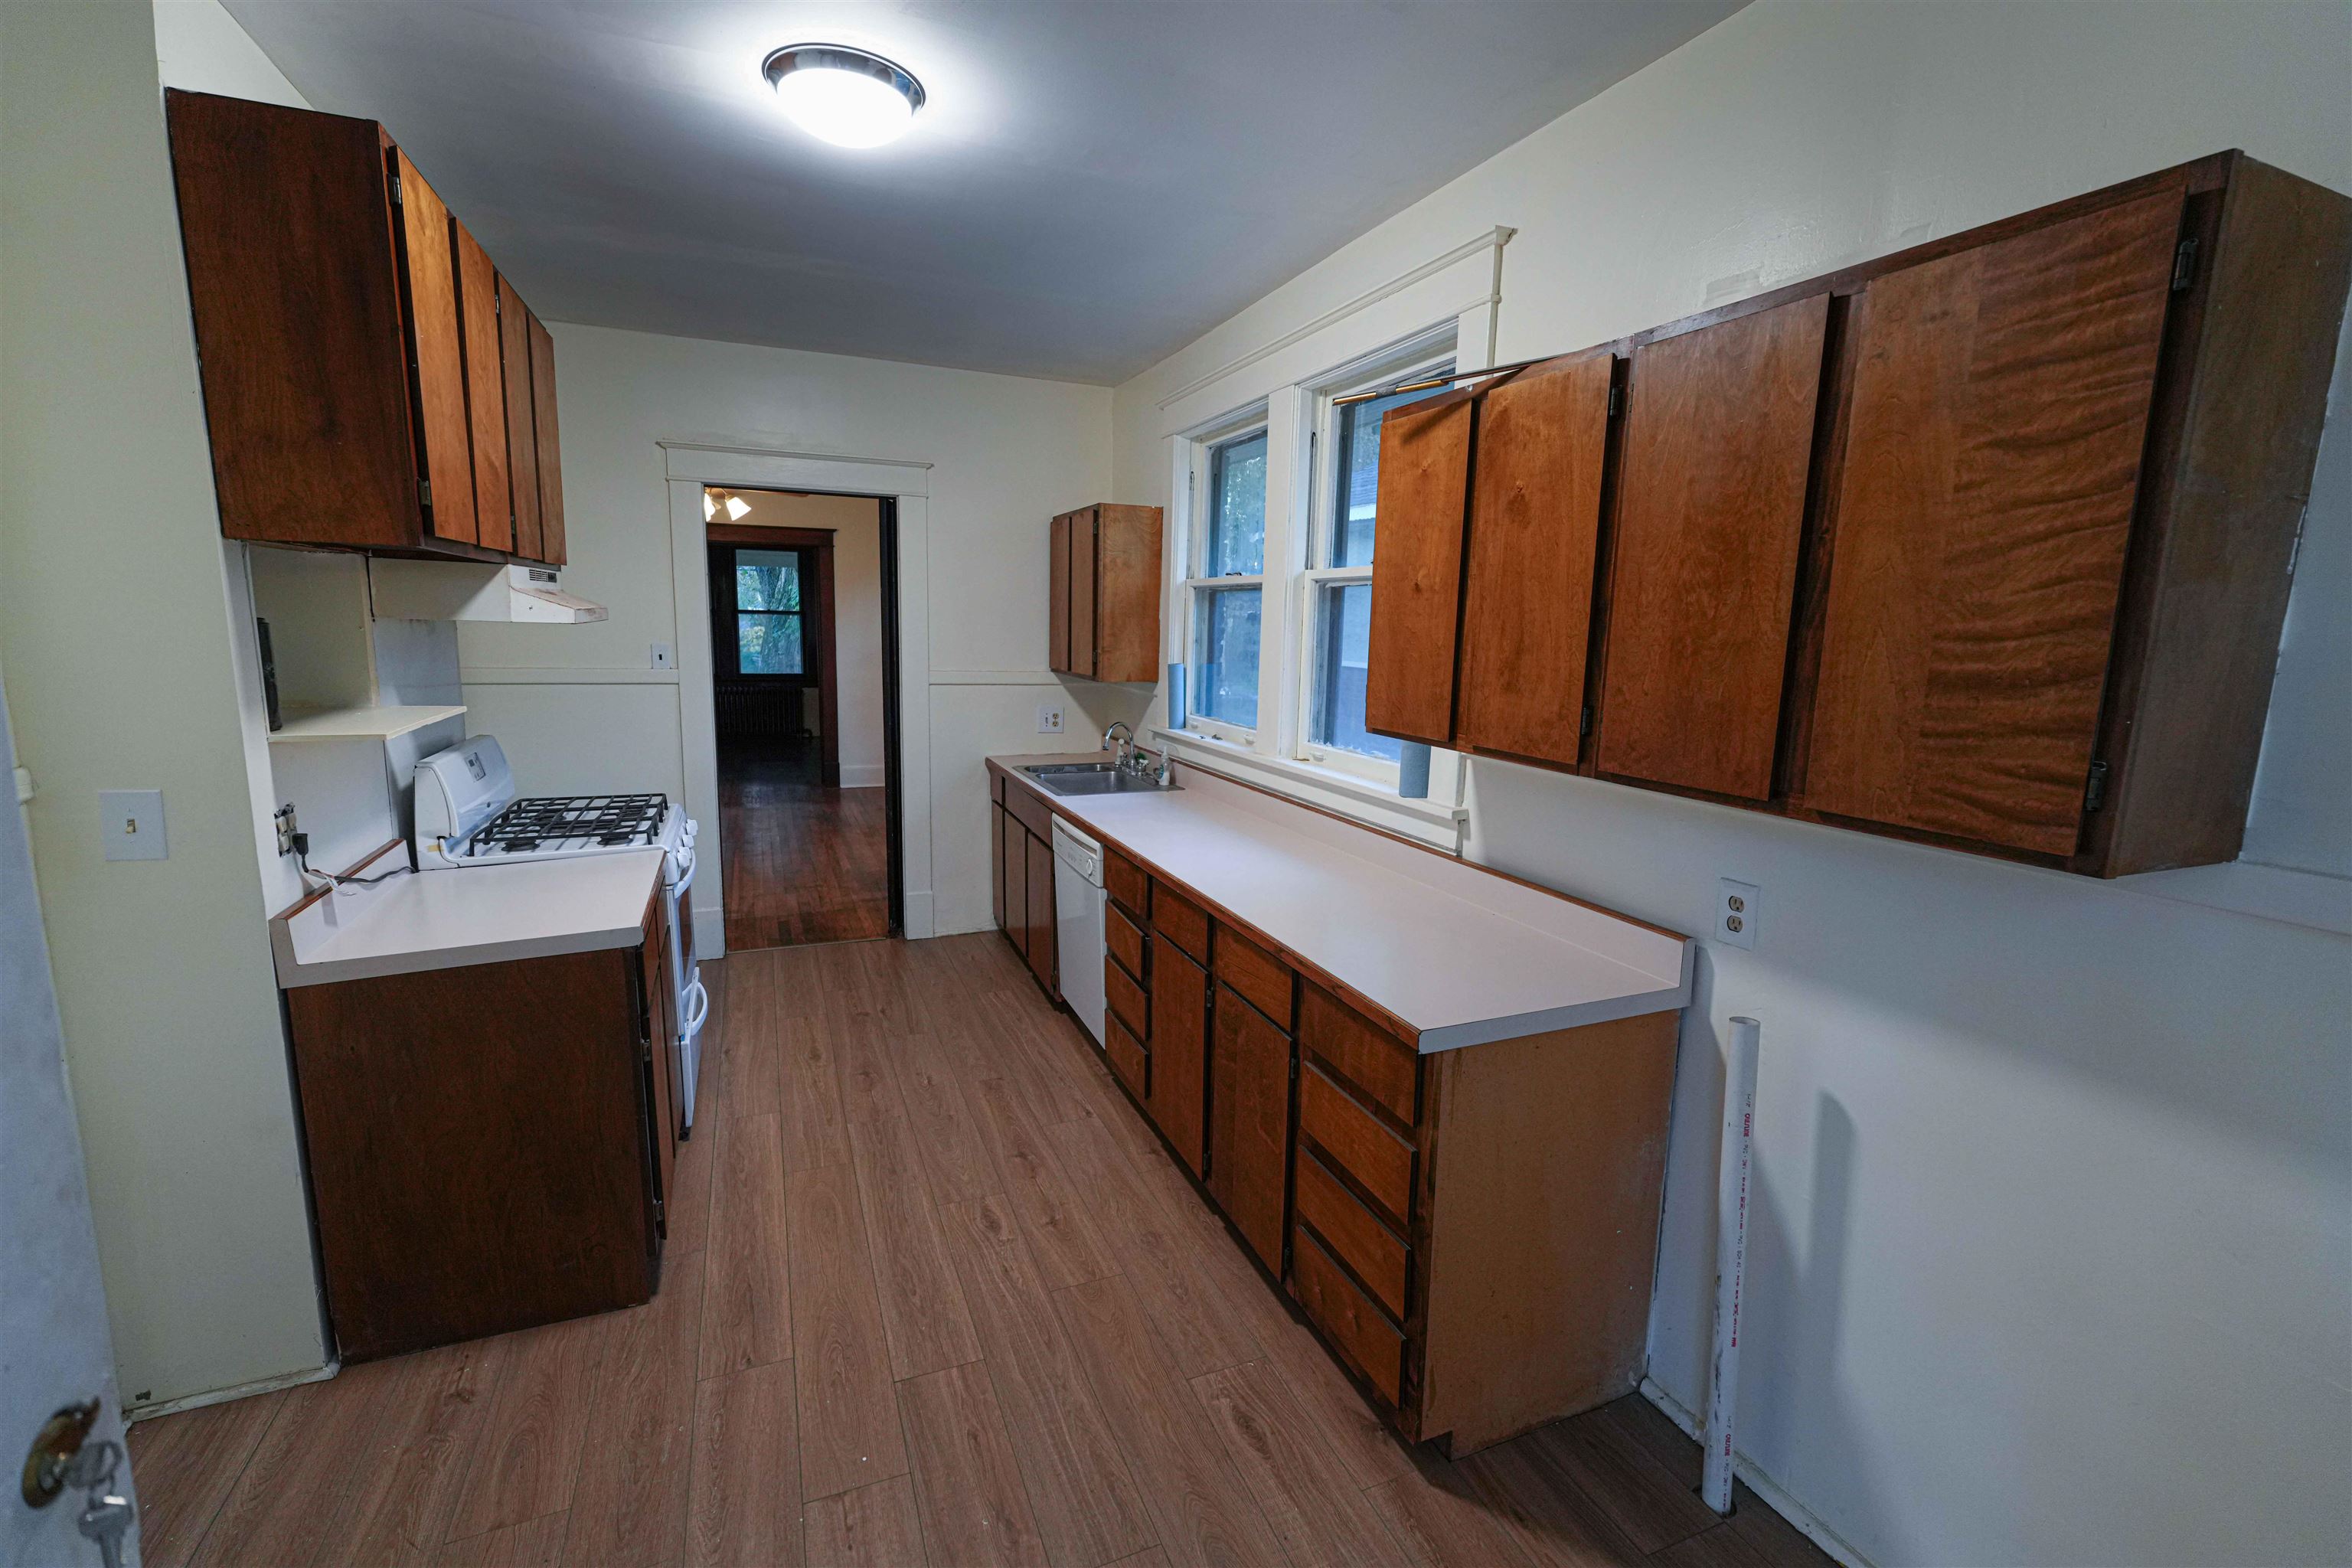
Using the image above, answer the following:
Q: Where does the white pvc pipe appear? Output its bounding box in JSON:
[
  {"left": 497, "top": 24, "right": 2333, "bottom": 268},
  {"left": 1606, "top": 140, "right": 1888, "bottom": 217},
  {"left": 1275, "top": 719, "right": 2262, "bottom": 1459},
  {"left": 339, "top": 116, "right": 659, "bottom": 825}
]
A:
[{"left": 1703, "top": 1015, "right": 1761, "bottom": 1515}]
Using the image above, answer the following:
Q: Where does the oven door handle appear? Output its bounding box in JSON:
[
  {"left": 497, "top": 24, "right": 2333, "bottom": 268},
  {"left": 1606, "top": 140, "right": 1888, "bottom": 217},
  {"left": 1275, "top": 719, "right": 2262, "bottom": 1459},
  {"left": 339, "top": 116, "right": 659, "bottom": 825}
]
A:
[
  {"left": 673, "top": 846, "right": 697, "bottom": 896},
  {"left": 680, "top": 976, "right": 710, "bottom": 1041}
]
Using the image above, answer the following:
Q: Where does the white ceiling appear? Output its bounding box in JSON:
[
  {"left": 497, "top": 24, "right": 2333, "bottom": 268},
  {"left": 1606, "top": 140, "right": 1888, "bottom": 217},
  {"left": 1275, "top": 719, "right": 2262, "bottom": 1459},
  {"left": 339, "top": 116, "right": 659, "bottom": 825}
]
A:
[{"left": 224, "top": 1, "right": 1739, "bottom": 384}]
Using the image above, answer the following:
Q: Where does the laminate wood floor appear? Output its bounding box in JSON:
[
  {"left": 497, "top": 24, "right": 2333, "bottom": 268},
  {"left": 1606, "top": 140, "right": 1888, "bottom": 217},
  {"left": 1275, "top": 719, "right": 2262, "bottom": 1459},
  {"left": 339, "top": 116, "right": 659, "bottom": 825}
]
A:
[
  {"left": 720, "top": 742, "right": 890, "bottom": 950},
  {"left": 130, "top": 933, "right": 1833, "bottom": 1568}
]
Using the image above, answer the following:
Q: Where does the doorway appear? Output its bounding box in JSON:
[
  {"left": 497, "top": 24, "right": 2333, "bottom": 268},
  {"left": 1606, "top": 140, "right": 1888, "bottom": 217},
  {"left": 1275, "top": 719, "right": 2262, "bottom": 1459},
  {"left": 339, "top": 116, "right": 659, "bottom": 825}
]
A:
[{"left": 705, "top": 487, "right": 900, "bottom": 949}]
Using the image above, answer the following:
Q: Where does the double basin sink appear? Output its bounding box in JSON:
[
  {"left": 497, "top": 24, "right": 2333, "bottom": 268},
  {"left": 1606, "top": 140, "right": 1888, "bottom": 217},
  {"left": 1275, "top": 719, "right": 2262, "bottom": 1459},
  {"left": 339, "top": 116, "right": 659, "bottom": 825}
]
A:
[{"left": 1023, "top": 760, "right": 1181, "bottom": 797}]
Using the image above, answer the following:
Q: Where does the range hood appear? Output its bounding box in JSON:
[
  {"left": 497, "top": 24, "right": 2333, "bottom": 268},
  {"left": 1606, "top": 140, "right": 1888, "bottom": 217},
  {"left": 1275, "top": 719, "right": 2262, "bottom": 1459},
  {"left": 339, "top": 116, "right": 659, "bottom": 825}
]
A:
[{"left": 367, "top": 560, "right": 608, "bottom": 624}]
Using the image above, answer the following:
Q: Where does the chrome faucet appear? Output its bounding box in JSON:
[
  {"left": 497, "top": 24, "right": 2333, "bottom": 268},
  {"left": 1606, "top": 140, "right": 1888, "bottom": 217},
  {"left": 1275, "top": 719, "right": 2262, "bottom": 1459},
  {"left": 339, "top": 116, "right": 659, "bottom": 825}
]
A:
[{"left": 1104, "top": 721, "right": 1135, "bottom": 769}]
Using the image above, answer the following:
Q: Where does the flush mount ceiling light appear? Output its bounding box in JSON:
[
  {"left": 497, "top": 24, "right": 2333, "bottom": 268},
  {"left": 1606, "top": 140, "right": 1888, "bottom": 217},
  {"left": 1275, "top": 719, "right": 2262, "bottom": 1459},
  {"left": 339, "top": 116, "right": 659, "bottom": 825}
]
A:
[{"left": 762, "top": 44, "right": 926, "bottom": 149}]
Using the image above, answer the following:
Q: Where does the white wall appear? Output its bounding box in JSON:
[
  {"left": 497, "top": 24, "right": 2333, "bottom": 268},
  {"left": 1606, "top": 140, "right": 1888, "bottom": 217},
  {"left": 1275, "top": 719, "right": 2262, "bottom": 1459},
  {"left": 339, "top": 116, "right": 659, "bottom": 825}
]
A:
[
  {"left": 0, "top": 0, "right": 327, "bottom": 1410},
  {"left": 1112, "top": 5, "right": 2352, "bottom": 1564},
  {"left": 721, "top": 489, "right": 887, "bottom": 787},
  {"left": 459, "top": 324, "right": 1150, "bottom": 942}
]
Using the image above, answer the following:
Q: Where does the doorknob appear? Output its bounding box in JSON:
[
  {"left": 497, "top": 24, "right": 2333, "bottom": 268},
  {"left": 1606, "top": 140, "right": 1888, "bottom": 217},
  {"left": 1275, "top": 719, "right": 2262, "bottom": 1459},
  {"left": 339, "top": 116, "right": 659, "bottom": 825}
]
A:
[{"left": 20, "top": 1400, "right": 135, "bottom": 1568}]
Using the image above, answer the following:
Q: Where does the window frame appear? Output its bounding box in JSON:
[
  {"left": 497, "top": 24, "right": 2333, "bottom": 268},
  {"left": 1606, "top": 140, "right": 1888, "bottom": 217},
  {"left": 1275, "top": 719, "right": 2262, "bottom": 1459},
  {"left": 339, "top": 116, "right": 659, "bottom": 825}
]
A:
[
  {"left": 1290, "top": 332, "right": 1459, "bottom": 782},
  {"left": 709, "top": 541, "right": 816, "bottom": 686},
  {"left": 1178, "top": 404, "right": 1271, "bottom": 745}
]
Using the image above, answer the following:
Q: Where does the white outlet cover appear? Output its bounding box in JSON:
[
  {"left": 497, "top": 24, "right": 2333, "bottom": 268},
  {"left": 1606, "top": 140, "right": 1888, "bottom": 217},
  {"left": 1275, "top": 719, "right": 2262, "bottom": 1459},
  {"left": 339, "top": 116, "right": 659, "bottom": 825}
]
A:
[
  {"left": 1717, "top": 877, "right": 1760, "bottom": 949},
  {"left": 100, "top": 789, "right": 168, "bottom": 862},
  {"left": 650, "top": 642, "right": 675, "bottom": 670},
  {"left": 1037, "top": 703, "right": 1064, "bottom": 734}
]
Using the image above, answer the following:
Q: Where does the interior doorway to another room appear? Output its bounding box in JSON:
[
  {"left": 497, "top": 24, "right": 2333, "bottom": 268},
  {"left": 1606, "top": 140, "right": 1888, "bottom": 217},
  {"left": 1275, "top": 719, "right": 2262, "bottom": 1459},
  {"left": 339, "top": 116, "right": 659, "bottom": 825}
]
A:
[{"left": 705, "top": 486, "right": 900, "bottom": 949}]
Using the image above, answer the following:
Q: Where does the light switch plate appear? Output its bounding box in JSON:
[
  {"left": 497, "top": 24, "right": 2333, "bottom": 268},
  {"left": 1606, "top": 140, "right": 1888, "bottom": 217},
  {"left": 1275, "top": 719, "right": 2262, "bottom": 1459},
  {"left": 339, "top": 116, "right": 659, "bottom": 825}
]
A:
[
  {"left": 1037, "top": 703, "right": 1064, "bottom": 735},
  {"left": 1717, "top": 877, "right": 1759, "bottom": 949},
  {"left": 100, "top": 789, "right": 168, "bottom": 861}
]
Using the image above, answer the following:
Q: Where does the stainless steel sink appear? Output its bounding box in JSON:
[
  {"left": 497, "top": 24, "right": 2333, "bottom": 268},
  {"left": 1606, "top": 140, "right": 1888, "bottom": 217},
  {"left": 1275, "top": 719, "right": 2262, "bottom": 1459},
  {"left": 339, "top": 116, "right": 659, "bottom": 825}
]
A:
[{"left": 1023, "top": 761, "right": 1180, "bottom": 796}]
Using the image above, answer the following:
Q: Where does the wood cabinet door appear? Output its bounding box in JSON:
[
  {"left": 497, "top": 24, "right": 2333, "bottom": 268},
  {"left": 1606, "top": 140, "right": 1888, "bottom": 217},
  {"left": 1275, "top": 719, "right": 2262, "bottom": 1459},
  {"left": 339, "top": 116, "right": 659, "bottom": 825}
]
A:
[
  {"left": 1094, "top": 505, "right": 1165, "bottom": 683},
  {"left": 1209, "top": 984, "right": 1291, "bottom": 1274},
  {"left": 498, "top": 276, "right": 543, "bottom": 560},
  {"left": 1802, "top": 189, "right": 2183, "bottom": 854},
  {"left": 1069, "top": 508, "right": 1099, "bottom": 678},
  {"left": 1145, "top": 942, "right": 1210, "bottom": 1177},
  {"left": 526, "top": 310, "right": 566, "bottom": 564},
  {"left": 393, "top": 151, "right": 478, "bottom": 547},
  {"left": 989, "top": 802, "right": 1007, "bottom": 932},
  {"left": 1024, "top": 830, "right": 1057, "bottom": 993},
  {"left": 1364, "top": 394, "right": 1474, "bottom": 746},
  {"left": 1048, "top": 513, "right": 1072, "bottom": 672},
  {"left": 1454, "top": 352, "right": 1614, "bottom": 767},
  {"left": 1596, "top": 296, "right": 1828, "bottom": 798},
  {"left": 999, "top": 808, "right": 1027, "bottom": 957},
  {"left": 452, "top": 220, "right": 512, "bottom": 555}
]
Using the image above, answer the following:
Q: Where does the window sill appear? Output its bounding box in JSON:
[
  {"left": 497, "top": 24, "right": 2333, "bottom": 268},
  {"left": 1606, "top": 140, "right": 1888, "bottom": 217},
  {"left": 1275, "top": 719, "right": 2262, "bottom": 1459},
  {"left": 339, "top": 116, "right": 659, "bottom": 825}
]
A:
[{"left": 1153, "top": 726, "right": 1468, "bottom": 851}]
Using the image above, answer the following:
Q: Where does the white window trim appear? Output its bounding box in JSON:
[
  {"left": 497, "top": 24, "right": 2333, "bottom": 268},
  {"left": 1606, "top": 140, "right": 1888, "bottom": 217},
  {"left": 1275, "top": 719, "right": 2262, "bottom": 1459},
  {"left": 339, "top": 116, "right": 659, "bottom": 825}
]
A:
[
  {"left": 1175, "top": 404, "right": 1270, "bottom": 746},
  {"left": 1291, "top": 328, "right": 1460, "bottom": 786}
]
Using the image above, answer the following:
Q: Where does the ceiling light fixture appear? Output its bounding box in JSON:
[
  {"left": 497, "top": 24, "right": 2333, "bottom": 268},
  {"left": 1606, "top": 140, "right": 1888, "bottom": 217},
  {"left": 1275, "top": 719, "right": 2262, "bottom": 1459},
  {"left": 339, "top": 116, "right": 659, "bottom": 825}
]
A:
[{"left": 762, "top": 44, "right": 926, "bottom": 149}]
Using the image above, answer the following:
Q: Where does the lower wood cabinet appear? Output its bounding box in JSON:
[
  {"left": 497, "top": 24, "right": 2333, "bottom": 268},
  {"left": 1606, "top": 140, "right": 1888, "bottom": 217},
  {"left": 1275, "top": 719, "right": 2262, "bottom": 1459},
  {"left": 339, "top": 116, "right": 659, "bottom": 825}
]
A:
[
  {"left": 282, "top": 902, "right": 672, "bottom": 1362},
  {"left": 990, "top": 781, "right": 1058, "bottom": 999},
  {"left": 995, "top": 761, "right": 1684, "bottom": 1457}
]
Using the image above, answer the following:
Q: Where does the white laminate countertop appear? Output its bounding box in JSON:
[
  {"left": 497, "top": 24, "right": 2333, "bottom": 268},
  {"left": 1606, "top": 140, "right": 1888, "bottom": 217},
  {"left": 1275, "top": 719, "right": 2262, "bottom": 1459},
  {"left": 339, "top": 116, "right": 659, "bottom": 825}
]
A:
[
  {"left": 992, "top": 756, "right": 1690, "bottom": 1052},
  {"left": 270, "top": 850, "right": 665, "bottom": 988}
]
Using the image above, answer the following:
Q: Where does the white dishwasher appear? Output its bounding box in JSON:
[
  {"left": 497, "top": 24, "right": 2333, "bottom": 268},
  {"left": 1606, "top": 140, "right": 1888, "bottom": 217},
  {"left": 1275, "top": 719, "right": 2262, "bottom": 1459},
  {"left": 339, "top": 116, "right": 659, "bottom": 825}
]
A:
[{"left": 1051, "top": 818, "right": 1107, "bottom": 1047}]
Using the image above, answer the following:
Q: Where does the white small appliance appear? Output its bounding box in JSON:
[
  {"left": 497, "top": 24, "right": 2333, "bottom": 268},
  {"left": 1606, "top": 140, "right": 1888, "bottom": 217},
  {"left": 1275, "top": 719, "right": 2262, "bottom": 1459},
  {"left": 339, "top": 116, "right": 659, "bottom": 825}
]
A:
[
  {"left": 1051, "top": 818, "right": 1107, "bottom": 1048},
  {"left": 413, "top": 734, "right": 708, "bottom": 1127}
]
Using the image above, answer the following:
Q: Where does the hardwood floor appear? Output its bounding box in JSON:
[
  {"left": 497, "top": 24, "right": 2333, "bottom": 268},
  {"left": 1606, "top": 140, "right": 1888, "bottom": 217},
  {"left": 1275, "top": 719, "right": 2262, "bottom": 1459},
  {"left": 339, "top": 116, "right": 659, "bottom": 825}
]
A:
[
  {"left": 129, "top": 933, "right": 1833, "bottom": 1568},
  {"left": 720, "top": 741, "right": 890, "bottom": 950}
]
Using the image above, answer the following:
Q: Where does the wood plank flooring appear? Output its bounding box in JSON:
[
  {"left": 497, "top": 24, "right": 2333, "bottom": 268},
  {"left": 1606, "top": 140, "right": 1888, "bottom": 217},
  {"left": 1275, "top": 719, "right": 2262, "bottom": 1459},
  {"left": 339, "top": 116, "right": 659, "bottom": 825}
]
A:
[
  {"left": 129, "top": 933, "right": 1832, "bottom": 1568},
  {"left": 720, "top": 742, "right": 890, "bottom": 949}
]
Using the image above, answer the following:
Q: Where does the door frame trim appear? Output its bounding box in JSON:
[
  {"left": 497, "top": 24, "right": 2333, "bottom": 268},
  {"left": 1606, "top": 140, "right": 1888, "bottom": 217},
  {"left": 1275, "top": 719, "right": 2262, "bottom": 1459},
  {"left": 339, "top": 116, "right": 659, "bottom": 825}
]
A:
[{"left": 662, "top": 443, "right": 936, "bottom": 947}]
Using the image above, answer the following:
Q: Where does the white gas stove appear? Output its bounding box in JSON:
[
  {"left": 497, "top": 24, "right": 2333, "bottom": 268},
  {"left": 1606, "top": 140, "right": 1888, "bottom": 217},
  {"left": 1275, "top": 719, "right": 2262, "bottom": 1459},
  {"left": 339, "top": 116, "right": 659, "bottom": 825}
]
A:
[{"left": 413, "top": 734, "right": 707, "bottom": 1128}]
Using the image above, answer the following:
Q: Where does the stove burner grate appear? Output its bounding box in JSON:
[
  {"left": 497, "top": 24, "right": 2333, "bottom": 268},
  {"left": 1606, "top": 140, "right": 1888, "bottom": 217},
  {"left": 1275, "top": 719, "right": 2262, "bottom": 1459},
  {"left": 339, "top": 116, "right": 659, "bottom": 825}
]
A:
[{"left": 472, "top": 792, "right": 668, "bottom": 854}]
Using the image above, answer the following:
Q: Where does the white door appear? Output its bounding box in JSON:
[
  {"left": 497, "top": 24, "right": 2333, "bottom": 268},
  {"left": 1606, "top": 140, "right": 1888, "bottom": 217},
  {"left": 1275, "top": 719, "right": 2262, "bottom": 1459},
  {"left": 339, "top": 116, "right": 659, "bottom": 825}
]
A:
[{"left": 2, "top": 675, "right": 141, "bottom": 1567}]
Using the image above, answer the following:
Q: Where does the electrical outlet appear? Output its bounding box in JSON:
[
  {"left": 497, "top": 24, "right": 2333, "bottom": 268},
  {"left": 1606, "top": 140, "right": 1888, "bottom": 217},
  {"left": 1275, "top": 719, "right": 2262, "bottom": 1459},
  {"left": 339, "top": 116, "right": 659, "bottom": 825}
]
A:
[
  {"left": 1717, "top": 877, "right": 1760, "bottom": 950},
  {"left": 1036, "top": 703, "right": 1064, "bottom": 736},
  {"left": 273, "top": 803, "right": 299, "bottom": 858},
  {"left": 100, "top": 789, "right": 168, "bottom": 862},
  {"left": 650, "top": 642, "right": 675, "bottom": 671}
]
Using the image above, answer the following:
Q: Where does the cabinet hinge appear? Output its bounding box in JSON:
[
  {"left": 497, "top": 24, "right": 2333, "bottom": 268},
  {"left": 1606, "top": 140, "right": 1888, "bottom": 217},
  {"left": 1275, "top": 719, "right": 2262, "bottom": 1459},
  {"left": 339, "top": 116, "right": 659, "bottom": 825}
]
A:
[
  {"left": 1580, "top": 704, "right": 1593, "bottom": 737},
  {"left": 1607, "top": 384, "right": 1623, "bottom": 416},
  {"left": 390, "top": 172, "right": 403, "bottom": 206},
  {"left": 2171, "top": 237, "right": 2198, "bottom": 293},
  {"left": 2083, "top": 760, "right": 2110, "bottom": 814},
  {"left": 417, "top": 479, "right": 432, "bottom": 508}
]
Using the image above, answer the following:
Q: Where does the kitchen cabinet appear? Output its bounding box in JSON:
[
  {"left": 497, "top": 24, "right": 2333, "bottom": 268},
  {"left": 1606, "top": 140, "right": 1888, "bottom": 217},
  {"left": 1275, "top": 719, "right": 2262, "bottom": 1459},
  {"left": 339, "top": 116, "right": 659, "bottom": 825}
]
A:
[
  {"left": 1593, "top": 295, "right": 1826, "bottom": 799},
  {"left": 164, "top": 90, "right": 567, "bottom": 566},
  {"left": 991, "top": 775, "right": 1058, "bottom": 998},
  {"left": 1145, "top": 935, "right": 1210, "bottom": 1177},
  {"left": 1362, "top": 150, "right": 2351, "bottom": 876},
  {"left": 281, "top": 893, "right": 671, "bottom": 1361},
  {"left": 1047, "top": 505, "right": 1163, "bottom": 682},
  {"left": 986, "top": 758, "right": 1684, "bottom": 1455}
]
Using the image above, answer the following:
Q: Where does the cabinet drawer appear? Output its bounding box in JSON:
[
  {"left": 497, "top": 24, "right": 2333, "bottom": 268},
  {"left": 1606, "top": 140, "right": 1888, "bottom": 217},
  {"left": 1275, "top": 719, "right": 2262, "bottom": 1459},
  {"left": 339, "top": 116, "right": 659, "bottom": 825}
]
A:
[
  {"left": 1106, "top": 957, "right": 1149, "bottom": 1039},
  {"left": 1004, "top": 779, "right": 1056, "bottom": 841},
  {"left": 1292, "top": 1229, "right": 1404, "bottom": 1407},
  {"left": 1295, "top": 1148, "right": 1408, "bottom": 1321},
  {"left": 1151, "top": 883, "right": 1210, "bottom": 966},
  {"left": 1214, "top": 923, "right": 1293, "bottom": 1029},
  {"left": 1107, "top": 903, "right": 1147, "bottom": 983},
  {"left": 1298, "top": 1063, "right": 1413, "bottom": 1230},
  {"left": 1106, "top": 1014, "right": 1148, "bottom": 1100},
  {"left": 1299, "top": 984, "right": 1418, "bottom": 1127},
  {"left": 1104, "top": 847, "right": 1149, "bottom": 917}
]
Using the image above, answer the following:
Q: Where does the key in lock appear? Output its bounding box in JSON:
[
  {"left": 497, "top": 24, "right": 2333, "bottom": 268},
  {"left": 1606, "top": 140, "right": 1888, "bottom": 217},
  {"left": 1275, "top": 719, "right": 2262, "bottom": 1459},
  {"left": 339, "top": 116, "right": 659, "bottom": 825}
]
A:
[{"left": 21, "top": 1400, "right": 136, "bottom": 1568}]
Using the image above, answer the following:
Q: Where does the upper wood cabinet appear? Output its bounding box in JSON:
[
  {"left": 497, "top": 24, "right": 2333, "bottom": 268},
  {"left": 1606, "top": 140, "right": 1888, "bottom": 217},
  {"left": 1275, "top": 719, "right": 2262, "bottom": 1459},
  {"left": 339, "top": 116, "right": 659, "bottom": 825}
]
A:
[
  {"left": 1594, "top": 294, "right": 1827, "bottom": 799},
  {"left": 164, "top": 90, "right": 566, "bottom": 566},
  {"left": 1047, "top": 504, "right": 1162, "bottom": 681},
  {"left": 1362, "top": 150, "right": 2350, "bottom": 877}
]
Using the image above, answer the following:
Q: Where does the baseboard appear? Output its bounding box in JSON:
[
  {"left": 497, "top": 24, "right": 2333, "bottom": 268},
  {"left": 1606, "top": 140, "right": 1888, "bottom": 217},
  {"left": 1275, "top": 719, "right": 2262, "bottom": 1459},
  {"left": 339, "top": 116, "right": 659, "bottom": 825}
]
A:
[
  {"left": 839, "top": 764, "right": 885, "bottom": 789},
  {"left": 1639, "top": 1377, "right": 1873, "bottom": 1568},
  {"left": 128, "top": 1358, "right": 338, "bottom": 1423},
  {"left": 902, "top": 887, "right": 935, "bottom": 939}
]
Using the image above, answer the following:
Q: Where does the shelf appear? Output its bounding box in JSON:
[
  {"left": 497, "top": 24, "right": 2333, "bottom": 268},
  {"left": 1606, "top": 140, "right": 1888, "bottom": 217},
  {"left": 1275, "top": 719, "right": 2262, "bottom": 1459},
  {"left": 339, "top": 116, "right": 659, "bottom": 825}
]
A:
[{"left": 268, "top": 704, "right": 466, "bottom": 743}]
